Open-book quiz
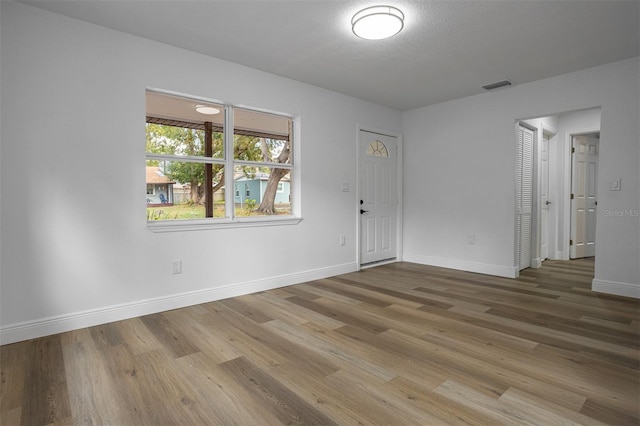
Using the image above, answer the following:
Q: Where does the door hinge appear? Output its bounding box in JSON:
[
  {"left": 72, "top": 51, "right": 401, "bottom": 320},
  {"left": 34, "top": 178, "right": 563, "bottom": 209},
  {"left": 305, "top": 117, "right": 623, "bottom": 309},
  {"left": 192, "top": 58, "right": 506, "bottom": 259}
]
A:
[
  {"left": 570, "top": 193, "right": 574, "bottom": 200},
  {"left": 570, "top": 239, "right": 573, "bottom": 246},
  {"left": 572, "top": 147, "right": 575, "bottom": 153}
]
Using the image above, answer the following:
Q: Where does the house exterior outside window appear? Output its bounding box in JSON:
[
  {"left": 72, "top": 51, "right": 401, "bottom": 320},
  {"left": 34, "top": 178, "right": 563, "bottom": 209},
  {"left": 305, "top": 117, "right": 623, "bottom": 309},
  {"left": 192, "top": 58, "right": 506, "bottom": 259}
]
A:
[{"left": 146, "top": 166, "right": 174, "bottom": 205}]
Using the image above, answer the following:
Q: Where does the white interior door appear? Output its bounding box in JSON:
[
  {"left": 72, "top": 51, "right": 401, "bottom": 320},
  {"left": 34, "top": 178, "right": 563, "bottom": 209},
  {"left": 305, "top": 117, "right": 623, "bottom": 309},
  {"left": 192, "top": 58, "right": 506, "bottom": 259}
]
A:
[
  {"left": 540, "top": 131, "right": 550, "bottom": 261},
  {"left": 571, "top": 134, "right": 598, "bottom": 258},
  {"left": 359, "top": 130, "right": 398, "bottom": 265},
  {"left": 516, "top": 125, "right": 534, "bottom": 271}
]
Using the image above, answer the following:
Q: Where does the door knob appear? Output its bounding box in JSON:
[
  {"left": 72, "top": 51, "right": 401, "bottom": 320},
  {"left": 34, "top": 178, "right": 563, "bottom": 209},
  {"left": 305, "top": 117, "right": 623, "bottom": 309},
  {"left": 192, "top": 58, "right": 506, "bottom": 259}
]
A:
[
  {"left": 546, "top": 201, "right": 551, "bottom": 205},
  {"left": 360, "top": 209, "right": 369, "bottom": 214}
]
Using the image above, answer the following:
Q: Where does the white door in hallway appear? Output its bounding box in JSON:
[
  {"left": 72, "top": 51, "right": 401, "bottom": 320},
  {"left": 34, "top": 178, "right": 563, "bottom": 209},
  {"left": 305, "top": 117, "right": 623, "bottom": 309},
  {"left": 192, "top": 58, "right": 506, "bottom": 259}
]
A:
[
  {"left": 540, "top": 131, "right": 550, "bottom": 261},
  {"left": 571, "top": 134, "right": 599, "bottom": 258},
  {"left": 359, "top": 130, "right": 398, "bottom": 265}
]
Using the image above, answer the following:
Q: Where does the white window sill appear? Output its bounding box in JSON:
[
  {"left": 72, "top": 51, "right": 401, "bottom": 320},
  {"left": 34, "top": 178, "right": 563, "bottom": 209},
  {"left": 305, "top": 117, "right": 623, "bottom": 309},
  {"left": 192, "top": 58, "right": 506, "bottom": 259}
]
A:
[{"left": 147, "top": 216, "right": 303, "bottom": 233}]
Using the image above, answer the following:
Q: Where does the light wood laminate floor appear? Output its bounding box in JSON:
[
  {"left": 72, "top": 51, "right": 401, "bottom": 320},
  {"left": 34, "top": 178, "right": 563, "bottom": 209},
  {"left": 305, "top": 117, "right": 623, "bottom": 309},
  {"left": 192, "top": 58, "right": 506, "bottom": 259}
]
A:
[{"left": 1, "top": 258, "right": 638, "bottom": 425}]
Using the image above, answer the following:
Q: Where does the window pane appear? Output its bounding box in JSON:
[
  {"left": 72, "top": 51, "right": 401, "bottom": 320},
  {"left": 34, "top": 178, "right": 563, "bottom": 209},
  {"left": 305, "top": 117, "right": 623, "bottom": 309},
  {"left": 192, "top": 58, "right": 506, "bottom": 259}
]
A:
[
  {"left": 233, "top": 108, "right": 291, "bottom": 163},
  {"left": 146, "top": 160, "right": 225, "bottom": 220},
  {"left": 146, "top": 123, "right": 224, "bottom": 159},
  {"left": 233, "top": 165, "right": 292, "bottom": 217},
  {"left": 366, "top": 140, "right": 389, "bottom": 157},
  {"left": 146, "top": 91, "right": 224, "bottom": 159}
]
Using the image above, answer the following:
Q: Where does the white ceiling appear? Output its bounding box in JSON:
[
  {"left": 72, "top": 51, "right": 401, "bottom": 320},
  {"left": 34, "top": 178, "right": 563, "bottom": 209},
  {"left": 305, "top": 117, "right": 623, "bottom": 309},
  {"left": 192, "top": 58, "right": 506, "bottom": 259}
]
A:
[{"left": 20, "top": 0, "right": 640, "bottom": 111}]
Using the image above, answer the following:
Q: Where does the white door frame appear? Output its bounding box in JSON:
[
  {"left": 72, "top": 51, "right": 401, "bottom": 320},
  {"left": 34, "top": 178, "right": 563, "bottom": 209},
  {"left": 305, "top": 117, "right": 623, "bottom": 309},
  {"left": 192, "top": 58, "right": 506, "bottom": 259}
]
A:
[
  {"left": 356, "top": 125, "right": 403, "bottom": 270},
  {"left": 562, "top": 126, "right": 600, "bottom": 260}
]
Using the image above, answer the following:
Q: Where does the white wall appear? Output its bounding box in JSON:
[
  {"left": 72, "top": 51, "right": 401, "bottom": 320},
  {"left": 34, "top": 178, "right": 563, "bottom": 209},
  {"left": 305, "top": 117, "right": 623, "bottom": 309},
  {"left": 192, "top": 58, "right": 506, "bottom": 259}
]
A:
[
  {"left": 403, "top": 57, "right": 639, "bottom": 297},
  {"left": 0, "top": 2, "right": 402, "bottom": 343}
]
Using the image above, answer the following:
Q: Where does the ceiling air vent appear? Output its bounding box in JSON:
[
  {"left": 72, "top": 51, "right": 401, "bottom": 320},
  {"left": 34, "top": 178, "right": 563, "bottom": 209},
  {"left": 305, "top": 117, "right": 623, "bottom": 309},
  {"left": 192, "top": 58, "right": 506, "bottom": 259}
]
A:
[{"left": 482, "top": 80, "right": 513, "bottom": 91}]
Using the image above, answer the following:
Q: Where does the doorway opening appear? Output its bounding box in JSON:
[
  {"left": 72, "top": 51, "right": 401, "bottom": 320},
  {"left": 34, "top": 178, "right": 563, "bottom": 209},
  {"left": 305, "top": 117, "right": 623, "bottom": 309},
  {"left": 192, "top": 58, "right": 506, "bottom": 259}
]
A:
[{"left": 514, "top": 107, "right": 601, "bottom": 275}]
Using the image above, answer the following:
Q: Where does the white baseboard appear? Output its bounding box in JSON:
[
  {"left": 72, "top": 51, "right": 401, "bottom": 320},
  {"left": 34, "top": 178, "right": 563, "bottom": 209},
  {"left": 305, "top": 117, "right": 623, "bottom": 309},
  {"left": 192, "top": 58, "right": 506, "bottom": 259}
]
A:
[
  {"left": 592, "top": 278, "right": 640, "bottom": 299},
  {"left": 531, "top": 258, "right": 542, "bottom": 269},
  {"left": 403, "top": 253, "right": 518, "bottom": 278},
  {"left": 0, "top": 262, "right": 357, "bottom": 345}
]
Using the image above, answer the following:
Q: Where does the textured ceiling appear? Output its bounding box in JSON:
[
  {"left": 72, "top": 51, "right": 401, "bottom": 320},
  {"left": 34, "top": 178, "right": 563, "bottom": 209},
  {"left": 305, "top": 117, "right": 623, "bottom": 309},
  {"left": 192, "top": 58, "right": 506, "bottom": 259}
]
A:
[{"left": 20, "top": 0, "right": 640, "bottom": 111}]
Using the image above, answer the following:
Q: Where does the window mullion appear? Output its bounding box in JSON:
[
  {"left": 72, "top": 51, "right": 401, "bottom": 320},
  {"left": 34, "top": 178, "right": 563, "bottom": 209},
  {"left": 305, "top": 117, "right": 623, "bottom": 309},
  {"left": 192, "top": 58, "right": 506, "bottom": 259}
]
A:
[
  {"left": 204, "top": 121, "right": 214, "bottom": 218},
  {"left": 233, "top": 160, "right": 293, "bottom": 170},
  {"left": 145, "top": 154, "right": 224, "bottom": 165},
  {"left": 224, "top": 105, "right": 235, "bottom": 219}
]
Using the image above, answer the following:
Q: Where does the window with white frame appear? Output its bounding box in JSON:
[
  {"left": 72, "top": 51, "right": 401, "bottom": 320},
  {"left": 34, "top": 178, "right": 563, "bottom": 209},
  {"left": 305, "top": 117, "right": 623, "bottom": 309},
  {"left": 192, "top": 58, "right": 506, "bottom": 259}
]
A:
[{"left": 145, "top": 90, "right": 297, "bottom": 228}]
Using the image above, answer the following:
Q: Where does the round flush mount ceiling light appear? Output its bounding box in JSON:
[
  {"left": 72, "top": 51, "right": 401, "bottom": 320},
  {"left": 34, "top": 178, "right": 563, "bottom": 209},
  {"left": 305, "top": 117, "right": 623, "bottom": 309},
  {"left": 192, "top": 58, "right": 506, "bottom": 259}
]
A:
[
  {"left": 195, "top": 105, "right": 220, "bottom": 115},
  {"left": 352, "top": 5, "right": 404, "bottom": 40}
]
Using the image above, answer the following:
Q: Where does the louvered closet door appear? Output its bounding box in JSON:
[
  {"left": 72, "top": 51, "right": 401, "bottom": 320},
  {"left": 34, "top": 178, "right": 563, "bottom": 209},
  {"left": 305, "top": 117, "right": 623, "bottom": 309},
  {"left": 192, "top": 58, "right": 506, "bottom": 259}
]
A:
[{"left": 516, "top": 125, "right": 534, "bottom": 271}]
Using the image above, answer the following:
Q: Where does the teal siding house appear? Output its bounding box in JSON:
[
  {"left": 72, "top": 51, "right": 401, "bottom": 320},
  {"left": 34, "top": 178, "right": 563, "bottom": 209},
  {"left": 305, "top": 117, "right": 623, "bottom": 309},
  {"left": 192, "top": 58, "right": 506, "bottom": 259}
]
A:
[{"left": 234, "top": 173, "right": 290, "bottom": 205}]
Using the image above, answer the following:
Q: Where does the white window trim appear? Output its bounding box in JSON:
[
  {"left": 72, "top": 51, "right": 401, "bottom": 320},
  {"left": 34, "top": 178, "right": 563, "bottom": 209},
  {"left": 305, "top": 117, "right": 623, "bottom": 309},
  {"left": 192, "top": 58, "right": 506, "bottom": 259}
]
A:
[
  {"left": 148, "top": 216, "right": 302, "bottom": 233},
  {"left": 145, "top": 90, "right": 302, "bottom": 232}
]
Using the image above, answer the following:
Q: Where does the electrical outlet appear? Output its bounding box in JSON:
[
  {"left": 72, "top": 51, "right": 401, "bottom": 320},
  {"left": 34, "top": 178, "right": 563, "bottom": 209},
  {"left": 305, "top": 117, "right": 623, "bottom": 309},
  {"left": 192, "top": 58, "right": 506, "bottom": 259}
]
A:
[
  {"left": 172, "top": 260, "right": 182, "bottom": 274},
  {"left": 339, "top": 236, "right": 346, "bottom": 246},
  {"left": 467, "top": 235, "right": 475, "bottom": 245}
]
